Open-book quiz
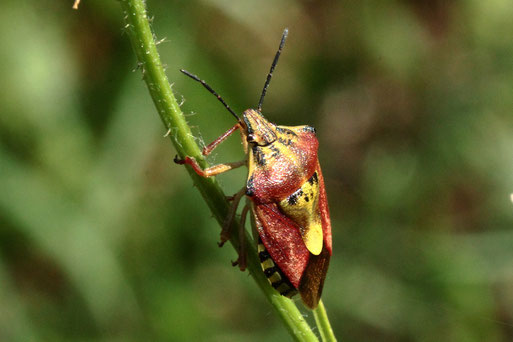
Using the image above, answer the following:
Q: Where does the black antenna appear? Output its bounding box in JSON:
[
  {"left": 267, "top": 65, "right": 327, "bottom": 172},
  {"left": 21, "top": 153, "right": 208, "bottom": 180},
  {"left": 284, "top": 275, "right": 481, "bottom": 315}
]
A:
[
  {"left": 180, "top": 69, "right": 241, "bottom": 121},
  {"left": 257, "top": 28, "right": 289, "bottom": 112}
]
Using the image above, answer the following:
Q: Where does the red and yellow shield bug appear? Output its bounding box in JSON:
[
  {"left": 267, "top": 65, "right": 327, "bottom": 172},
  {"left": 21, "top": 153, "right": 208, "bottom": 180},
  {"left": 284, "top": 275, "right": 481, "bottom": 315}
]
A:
[{"left": 175, "top": 29, "right": 332, "bottom": 309}]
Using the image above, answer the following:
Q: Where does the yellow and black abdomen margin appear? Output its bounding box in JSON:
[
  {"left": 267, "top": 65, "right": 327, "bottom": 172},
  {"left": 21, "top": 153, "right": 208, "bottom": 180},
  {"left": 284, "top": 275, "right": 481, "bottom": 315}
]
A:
[{"left": 257, "top": 239, "right": 298, "bottom": 298}]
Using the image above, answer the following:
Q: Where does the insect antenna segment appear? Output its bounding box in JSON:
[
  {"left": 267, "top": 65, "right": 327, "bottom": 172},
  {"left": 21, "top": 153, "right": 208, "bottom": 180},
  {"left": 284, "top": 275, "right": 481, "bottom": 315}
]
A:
[
  {"left": 180, "top": 69, "right": 241, "bottom": 122},
  {"left": 257, "top": 28, "right": 289, "bottom": 112}
]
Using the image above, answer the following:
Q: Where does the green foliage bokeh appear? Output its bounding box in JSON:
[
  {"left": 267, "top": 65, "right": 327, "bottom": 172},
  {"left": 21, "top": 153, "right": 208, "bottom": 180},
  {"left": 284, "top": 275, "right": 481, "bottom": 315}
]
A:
[{"left": 1, "top": 0, "right": 512, "bottom": 341}]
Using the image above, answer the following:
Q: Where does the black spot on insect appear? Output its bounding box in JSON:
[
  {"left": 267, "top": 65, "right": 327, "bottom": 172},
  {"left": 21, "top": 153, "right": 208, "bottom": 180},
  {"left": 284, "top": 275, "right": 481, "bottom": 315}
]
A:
[
  {"left": 276, "top": 127, "right": 297, "bottom": 136},
  {"left": 305, "top": 196, "right": 309, "bottom": 202},
  {"left": 264, "top": 266, "right": 278, "bottom": 277},
  {"left": 252, "top": 146, "right": 266, "bottom": 166},
  {"left": 246, "top": 121, "right": 255, "bottom": 135},
  {"left": 308, "top": 172, "right": 318, "bottom": 185},
  {"left": 277, "top": 137, "right": 295, "bottom": 147},
  {"left": 269, "top": 145, "right": 280, "bottom": 152},
  {"left": 302, "top": 126, "right": 316, "bottom": 134},
  {"left": 271, "top": 278, "right": 285, "bottom": 289},
  {"left": 246, "top": 176, "right": 255, "bottom": 196},
  {"left": 288, "top": 188, "right": 304, "bottom": 205},
  {"left": 268, "top": 145, "right": 280, "bottom": 159},
  {"left": 259, "top": 249, "right": 271, "bottom": 262},
  {"left": 281, "top": 287, "right": 297, "bottom": 297}
]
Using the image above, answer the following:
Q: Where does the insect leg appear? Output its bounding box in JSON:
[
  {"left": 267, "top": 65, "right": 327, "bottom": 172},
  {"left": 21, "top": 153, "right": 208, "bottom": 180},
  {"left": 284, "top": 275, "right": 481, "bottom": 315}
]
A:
[
  {"left": 219, "top": 187, "right": 246, "bottom": 247},
  {"left": 202, "top": 123, "right": 241, "bottom": 156},
  {"left": 174, "top": 156, "right": 246, "bottom": 177},
  {"left": 232, "top": 203, "right": 250, "bottom": 271}
]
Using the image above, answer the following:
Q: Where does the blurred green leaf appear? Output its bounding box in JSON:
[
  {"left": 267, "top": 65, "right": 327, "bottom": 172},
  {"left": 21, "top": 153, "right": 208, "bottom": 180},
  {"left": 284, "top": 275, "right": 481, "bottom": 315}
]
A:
[{"left": 1, "top": 0, "right": 513, "bottom": 340}]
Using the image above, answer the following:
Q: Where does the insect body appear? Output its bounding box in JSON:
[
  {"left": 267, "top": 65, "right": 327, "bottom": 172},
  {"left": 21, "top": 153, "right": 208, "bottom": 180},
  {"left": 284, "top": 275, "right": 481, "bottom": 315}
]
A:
[{"left": 175, "top": 29, "right": 332, "bottom": 309}]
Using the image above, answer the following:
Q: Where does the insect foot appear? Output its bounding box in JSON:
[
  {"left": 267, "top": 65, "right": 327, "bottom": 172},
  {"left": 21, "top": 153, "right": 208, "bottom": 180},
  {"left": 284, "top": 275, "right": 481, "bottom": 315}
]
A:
[
  {"left": 231, "top": 256, "right": 247, "bottom": 271},
  {"left": 173, "top": 155, "right": 185, "bottom": 164}
]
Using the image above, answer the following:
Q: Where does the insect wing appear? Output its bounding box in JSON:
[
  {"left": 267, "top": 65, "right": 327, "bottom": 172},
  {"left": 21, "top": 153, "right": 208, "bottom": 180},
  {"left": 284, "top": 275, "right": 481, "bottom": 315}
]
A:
[
  {"left": 316, "top": 161, "right": 332, "bottom": 254},
  {"left": 297, "top": 161, "right": 331, "bottom": 308},
  {"left": 298, "top": 243, "right": 330, "bottom": 308},
  {"left": 253, "top": 202, "right": 310, "bottom": 289}
]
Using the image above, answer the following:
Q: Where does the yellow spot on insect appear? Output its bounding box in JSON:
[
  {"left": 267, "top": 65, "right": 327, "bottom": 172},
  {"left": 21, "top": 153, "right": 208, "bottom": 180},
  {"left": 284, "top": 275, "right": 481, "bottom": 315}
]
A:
[
  {"left": 269, "top": 272, "right": 282, "bottom": 284},
  {"left": 262, "top": 259, "right": 274, "bottom": 270},
  {"left": 303, "top": 221, "right": 323, "bottom": 255},
  {"left": 278, "top": 172, "right": 324, "bottom": 255}
]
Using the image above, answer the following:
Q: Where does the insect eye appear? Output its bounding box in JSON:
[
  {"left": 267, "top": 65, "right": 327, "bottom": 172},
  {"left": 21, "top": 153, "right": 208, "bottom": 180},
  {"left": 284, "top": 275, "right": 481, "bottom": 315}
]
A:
[{"left": 247, "top": 134, "right": 256, "bottom": 143}]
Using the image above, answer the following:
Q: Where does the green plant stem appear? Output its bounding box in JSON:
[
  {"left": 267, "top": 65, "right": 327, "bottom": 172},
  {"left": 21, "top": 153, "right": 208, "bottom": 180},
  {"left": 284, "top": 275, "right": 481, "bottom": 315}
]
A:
[
  {"left": 118, "top": 1, "right": 331, "bottom": 340},
  {"left": 313, "top": 300, "right": 337, "bottom": 342}
]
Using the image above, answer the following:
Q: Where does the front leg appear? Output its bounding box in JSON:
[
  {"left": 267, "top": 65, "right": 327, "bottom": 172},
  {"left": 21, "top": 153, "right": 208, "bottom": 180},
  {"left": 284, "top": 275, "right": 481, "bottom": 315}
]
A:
[
  {"left": 202, "top": 123, "right": 242, "bottom": 156},
  {"left": 174, "top": 156, "right": 246, "bottom": 178}
]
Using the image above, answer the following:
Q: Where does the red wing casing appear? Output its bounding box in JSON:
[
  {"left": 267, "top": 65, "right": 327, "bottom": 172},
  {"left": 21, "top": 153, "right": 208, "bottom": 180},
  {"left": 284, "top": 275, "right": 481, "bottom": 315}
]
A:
[
  {"left": 316, "top": 162, "right": 332, "bottom": 255},
  {"left": 254, "top": 202, "right": 310, "bottom": 289},
  {"left": 297, "top": 162, "right": 331, "bottom": 308},
  {"left": 254, "top": 163, "right": 332, "bottom": 309}
]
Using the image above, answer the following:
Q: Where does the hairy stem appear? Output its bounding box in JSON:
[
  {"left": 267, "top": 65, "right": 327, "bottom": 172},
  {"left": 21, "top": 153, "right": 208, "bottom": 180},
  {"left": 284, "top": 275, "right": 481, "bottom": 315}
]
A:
[{"left": 117, "top": 0, "right": 322, "bottom": 341}]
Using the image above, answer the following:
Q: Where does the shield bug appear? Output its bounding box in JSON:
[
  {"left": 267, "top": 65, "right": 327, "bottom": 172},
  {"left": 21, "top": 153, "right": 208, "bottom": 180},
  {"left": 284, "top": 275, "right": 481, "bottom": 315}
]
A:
[{"left": 175, "top": 29, "right": 332, "bottom": 309}]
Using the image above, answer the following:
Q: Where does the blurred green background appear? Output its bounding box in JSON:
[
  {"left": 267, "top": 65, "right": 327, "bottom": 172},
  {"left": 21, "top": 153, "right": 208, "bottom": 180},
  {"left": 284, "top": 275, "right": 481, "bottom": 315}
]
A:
[{"left": 1, "top": 0, "right": 513, "bottom": 341}]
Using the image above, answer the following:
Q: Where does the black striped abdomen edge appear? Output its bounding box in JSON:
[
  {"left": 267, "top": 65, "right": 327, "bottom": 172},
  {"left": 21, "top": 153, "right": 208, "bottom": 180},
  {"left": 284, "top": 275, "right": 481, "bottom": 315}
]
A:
[{"left": 257, "top": 239, "right": 298, "bottom": 298}]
